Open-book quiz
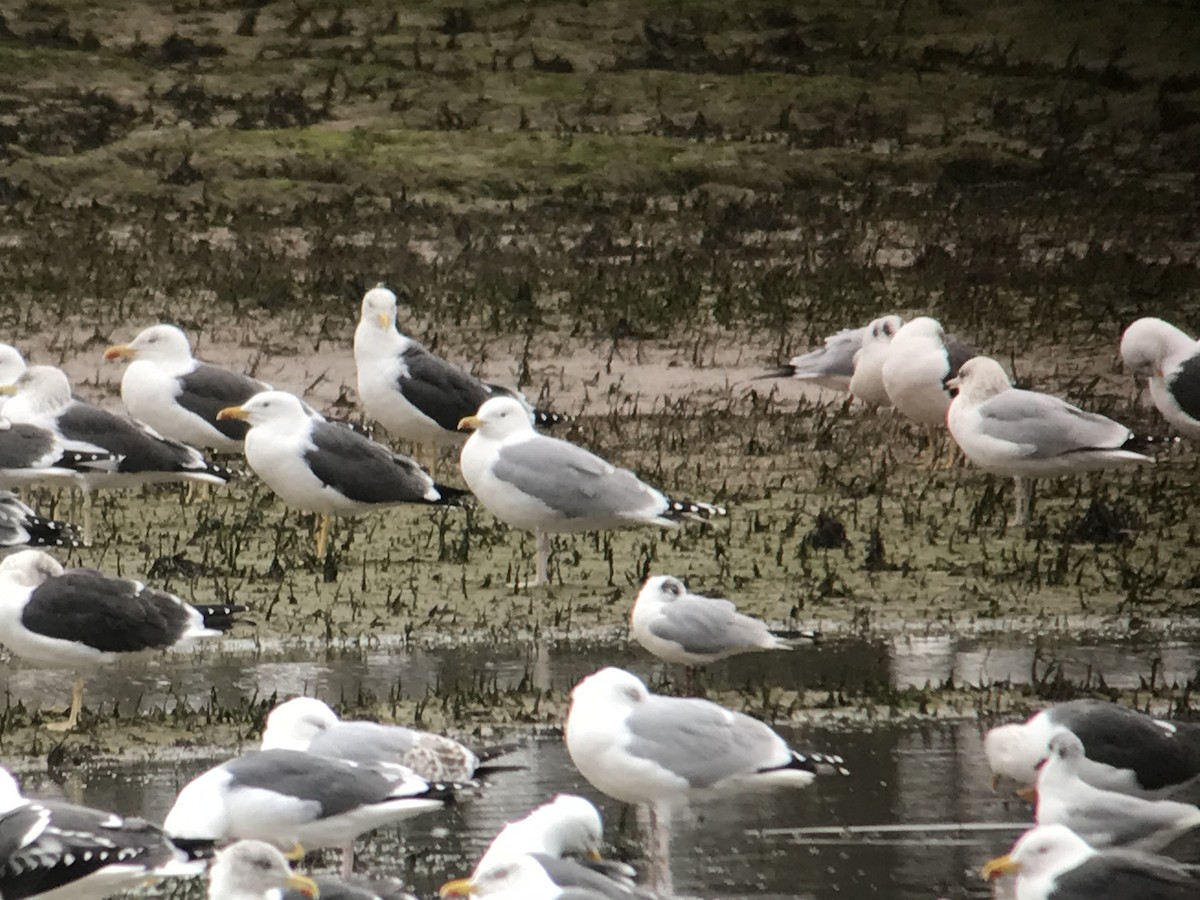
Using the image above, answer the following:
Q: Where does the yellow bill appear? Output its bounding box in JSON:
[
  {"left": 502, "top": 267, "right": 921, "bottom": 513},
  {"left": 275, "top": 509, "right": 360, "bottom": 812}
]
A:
[
  {"left": 216, "top": 405, "right": 248, "bottom": 421},
  {"left": 981, "top": 853, "right": 1019, "bottom": 880}
]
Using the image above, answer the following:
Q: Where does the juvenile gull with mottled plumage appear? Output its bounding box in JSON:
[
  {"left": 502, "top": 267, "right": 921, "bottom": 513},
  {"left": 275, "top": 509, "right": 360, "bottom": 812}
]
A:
[
  {"left": 0, "top": 549, "right": 244, "bottom": 731},
  {"left": 459, "top": 397, "right": 725, "bottom": 587},
  {"left": 105, "top": 323, "right": 271, "bottom": 452},
  {"left": 218, "top": 390, "right": 468, "bottom": 558}
]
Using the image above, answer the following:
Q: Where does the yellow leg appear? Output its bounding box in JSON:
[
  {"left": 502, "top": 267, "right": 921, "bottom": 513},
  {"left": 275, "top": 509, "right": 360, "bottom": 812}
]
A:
[
  {"left": 46, "top": 676, "right": 85, "bottom": 732},
  {"left": 315, "top": 514, "right": 331, "bottom": 560}
]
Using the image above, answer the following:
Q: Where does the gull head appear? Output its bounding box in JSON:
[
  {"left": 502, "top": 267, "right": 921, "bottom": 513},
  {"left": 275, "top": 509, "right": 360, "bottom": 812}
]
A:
[
  {"left": 570, "top": 666, "right": 649, "bottom": 714},
  {"left": 1119, "top": 316, "right": 1193, "bottom": 379},
  {"left": 638, "top": 574, "right": 692, "bottom": 611},
  {"left": 0, "top": 549, "right": 66, "bottom": 588},
  {"left": 261, "top": 697, "right": 339, "bottom": 751},
  {"left": 208, "top": 840, "right": 319, "bottom": 899},
  {"left": 458, "top": 397, "right": 533, "bottom": 439},
  {"left": 865, "top": 314, "right": 905, "bottom": 345},
  {"left": 0, "top": 766, "right": 25, "bottom": 815},
  {"left": 892, "top": 315, "right": 945, "bottom": 348},
  {"left": 105, "top": 323, "right": 193, "bottom": 365},
  {"left": 442, "top": 856, "right": 557, "bottom": 897},
  {"left": 1044, "top": 731, "right": 1086, "bottom": 774},
  {"left": 946, "top": 356, "right": 1011, "bottom": 404},
  {"left": 981, "top": 824, "right": 1093, "bottom": 883},
  {"left": 218, "top": 391, "right": 309, "bottom": 429},
  {"left": 983, "top": 721, "right": 1051, "bottom": 786},
  {"left": 0, "top": 365, "right": 72, "bottom": 413},
  {"left": 0, "top": 343, "right": 26, "bottom": 386},
  {"left": 360, "top": 285, "right": 399, "bottom": 331},
  {"left": 530, "top": 794, "right": 605, "bottom": 860}
]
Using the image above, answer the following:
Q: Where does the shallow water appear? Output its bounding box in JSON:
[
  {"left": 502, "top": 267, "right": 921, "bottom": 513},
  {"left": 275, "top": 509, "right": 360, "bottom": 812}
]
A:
[{"left": 6, "top": 633, "right": 1200, "bottom": 898}]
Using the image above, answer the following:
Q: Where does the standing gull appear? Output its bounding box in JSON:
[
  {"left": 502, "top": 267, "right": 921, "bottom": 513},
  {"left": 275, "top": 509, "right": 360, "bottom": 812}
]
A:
[
  {"left": 761, "top": 324, "right": 867, "bottom": 393},
  {"left": 1034, "top": 732, "right": 1200, "bottom": 851},
  {"left": 207, "top": 840, "right": 318, "bottom": 899},
  {"left": 218, "top": 390, "right": 468, "bottom": 559},
  {"left": 984, "top": 699, "right": 1200, "bottom": 798},
  {"left": 0, "top": 491, "right": 80, "bottom": 549},
  {"left": 164, "top": 748, "right": 459, "bottom": 877},
  {"left": 0, "top": 765, "right": 204, "bottom": 900},
  {"left": 947, "top": 357, "right": 1153, "bottom": 524},
  {"left": 354, "top": 286, "right": 567, "bottom": 454},
  {"left": 1119, "top": 317, "right": 1200, "bottom": 439},
  {"left": 262, "top": 696, "right": 481, "bottom": 782},
  {"left": 565, "top": 666, "right": 846, "bottom": 893},
  {"left": 847, "top": 314, "right": 904, "bottom": 407},
  {"left": 0, "top": 549, "right": 245, "bottom": 731},
  {"left": 459, "top": 397, "right": 725, "bottom": 587},
  {"left": 105, "top": 323, "right": 271, "bottom": 452},
  {"left": 982, "top": 824, "right": 1200, "bottom": 900}
]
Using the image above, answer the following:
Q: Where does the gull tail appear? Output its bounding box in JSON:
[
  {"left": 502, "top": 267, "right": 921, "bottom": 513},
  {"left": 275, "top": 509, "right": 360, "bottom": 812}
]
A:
[
  {"left": 663, "top": 496, "right": 727, "bottom": 523},
  {"left": 533, "top": 408, "right": 573, "bottom": 428},
  {"left": 191, "top": 602, "right": 248, "bottom": 632}
]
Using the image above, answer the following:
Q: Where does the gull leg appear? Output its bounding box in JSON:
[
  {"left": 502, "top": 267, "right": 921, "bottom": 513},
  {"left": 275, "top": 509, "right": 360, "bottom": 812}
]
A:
[
  {"left": 645, "top": 802, "right": 674, "bottom": 897},
  {"left": 1012, "top": 477, "right": 1028, "bottom": 526},
  {"left": 82, "top": 488, "right": 94, "bottom": 546},
  {"left": 340, "top": 843, "right": 354, "bottom": 878},
  {"left": 533, "top": 530, "right": 550, "bottom": 587},
  {"left": 315, "top": 514, "right": 331, "bottom": 560},
  {"left": 47, "top": 676, "right": 85, "bottom": 732}
]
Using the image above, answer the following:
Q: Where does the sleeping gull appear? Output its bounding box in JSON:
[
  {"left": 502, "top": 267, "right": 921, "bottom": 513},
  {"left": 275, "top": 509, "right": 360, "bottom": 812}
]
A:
[
  {"left": 0, "top": 491, "right": 80, "bottom": 549},
  {"left": 459, "top": 397, "right": 725, "bottom": 587},
  {"left": 984, "top": 699, "right": 1200, "bottom": 798},
  {"left": 1119, "top": 317, "right": 1200, "bottom": 439},
  {"left": 629, "top": 575, "right": 813, "bottom": 688},
  {"left": 218, "top": 390, "right": 468, "bottom": 559},
  {"left": 207, "top": 840, "right": 318, "bottom": 899},
  {"left": 982, "top": 823, "right": 1200, "bottom": 900},
  {"left": 262, "top": 695, "right": 481, "bottom": 782},
  {"left": 847, "top": 314, "right": 904, "bottom": 407},
  {"left": 565, "top": 666, "right": 846, "bottom": 893},
  {"left": 0, "top": 764, "right": 205, "bottom": 900},
  {"left": 441, "top": 855, "right": 614, "bottom": 900},
  {"left": 354, "top": 286, "right": 567, "bottom": 456},
  {"left": 880, "top": 316, "right": 976, "bottom": 457},
  {"left": 164, "top": 748, "right": 460, "bottom": 877},
  {"left": 0, "top": 343, "right": 25, "bottom": 416},
  {"left": 0, "top": 549, "right": 245, "bottom": 731},
  {"left": 761, "top": 325, "right": 867, "bottom": 392},
  {"left": 1034, "top": 732, "right": 1200, "bottom": 851},
  {"left": 105, "top": 323, "right": 271, "bottom": 452},
  {"left": 947, "top": 356, "right": 1153, "bottom": 524}
]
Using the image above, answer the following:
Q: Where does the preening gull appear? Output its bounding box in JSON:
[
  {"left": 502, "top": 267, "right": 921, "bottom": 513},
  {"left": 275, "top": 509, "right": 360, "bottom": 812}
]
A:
[
  {"left": 1034, "top": 732, "right": 1200, "bottom": 851},
  {"left": 164, "top": 748, "right": 460, "bottom": 877},
  {"left": 441, "top": 855, "right": 614, "bottom": 900},
  {"left": 0, "top": 549, "right": 245, "bottom": 731},
  {"left": 848, "top": 314, "right": 904, "bottom": 407},
  {"left": 761, "top": 325, "right": 867, "bottom": 392},
  {"left": 218, "top": 390, "right": 468, "bottom": 559},
  {"left": 459, "top": 397, "right": 725, "bottom": 587},
  {"left": 207, "top": 840, "right": 318, "bottom": 900},
  {"left": 881, "top": 316, "right": 976, "bottom": 435},
  {"left": 0, "top": 365, "right": 231, "bottom": 490},
  {"left": 0, "top": 419, "right": 117, "bottom": 489},
  {"left": 105, "top": 323, "right": 271, "bottom": 452},
  {"left": 0, "top": 343, "right": 25, "bottom": 416},
  {"left": 1119, "top": 317, "right": 1200, "bottom": 439},
  {"left": 354, "top": 286, "right": 567, "bottom": 452},
  {"left": 0, "top": 765, "right": 204, "bottom": 900},
  {"left": 0, "top": 491, "right": 80, "bottom": 549},
  {"left": 982, "top": 824, "right": 1200, "bottom": 900},
  {"left": 984, "top": 699, "right": 1200, "bottom": 798},
  {"left": 630, "top": 575, "right": 811, "bottom": 681},
  {"left": 565, "top": 666, "right": 845, "bottom": 893},
  {"left": 262, "top": 696, "right": 481, "bottom": 782},
  {"left": 947, "top": 356, "right": 1153, "bottom": 524}
]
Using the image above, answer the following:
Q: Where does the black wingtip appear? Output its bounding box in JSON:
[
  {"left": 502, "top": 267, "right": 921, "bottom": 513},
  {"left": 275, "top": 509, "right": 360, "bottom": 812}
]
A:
[
  {"left": 192, "top": 603, "right": 249, "bottom": 631},
  {"left": 533, "top": 408, "right": 573, "bottom": 428},
  {"left": 21, "top": 513, "right": 83, "bottom": 548},
  {"left": 1123, "top": 432, "right": 1182, "bottom": 454},
  {"left": 664, "top": 497, "right": 727, "bottom": 521},
  {"left": 755, "top": 365, "right": 799, "bottom": 381},
  {"left": 789, "top": 751, "right": 851, "bottom": 776},
  {"left": 433, "top": 483, "right": 473, "bottom": 506},
  {"left": 168, "top": 837, "right": 217, "bottom": 861}
]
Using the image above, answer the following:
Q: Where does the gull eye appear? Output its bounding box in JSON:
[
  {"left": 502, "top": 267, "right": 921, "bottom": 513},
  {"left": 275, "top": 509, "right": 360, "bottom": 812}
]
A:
[
  {"left": 623, "top": 686, "right": 641, "bottom": 702},
  {"left": 661, "top": 580, "right": 681, "bottom": 597}
]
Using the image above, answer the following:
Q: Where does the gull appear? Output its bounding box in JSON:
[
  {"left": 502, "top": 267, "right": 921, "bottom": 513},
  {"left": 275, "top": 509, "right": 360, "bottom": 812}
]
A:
[
  {"left": 1119, "top": 316, "right": 1200, "bottom": 439},
  {"left": 0, "top": 765, "right": 204, "bottom": 900},
  {"left": 459, "top": 397, "right": 724, "bottom": 587},
  {"left": 0, "top": 491, "right": 80, "bottom": 549},
  {"left": 1034, "top": 732, "right": 1200, "bottom": 851},
  {"left": 947, "top": 356, "right": 1153, "bottom": 524},
  {"left": 164, "top": 748, "right": 460, "bottom": 878},
  {"left": 0, "top": 549, "right": 244, "bottom": 731},
  {"left": 565, "top": 666, "right": 846, "bottom": 893},
  {"left": 982, "top": 824, "right": 1200, "bottom": 900},
  {"left": 848, "top": 314, "right": 905, "bottom": 407},
  {"left": 0, "top": 343, "right": 25, "bottom": 416},
  {"left": 354, "top": 286, "right": 567, "bottom": 458},
  {"left": 0, "top": 419, "right": 117, "bottom": 489},
  {"left": 262, "top": 696, "right": 481, "bottom": 782},
  {"left": 207, "top": 840, "right": 318, "bottom": 900},
  {"left": 218, "top": 390, "right": 468, "bottom": 559},
  {"left": 984, "top": 699, "right": 1200, "bottom": 798},
  {"left": 105, "top": 322, "right": 271, "bottom": 452},
  {"left": 441, "top": 855, "right": 614, "bottom": 900}
]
